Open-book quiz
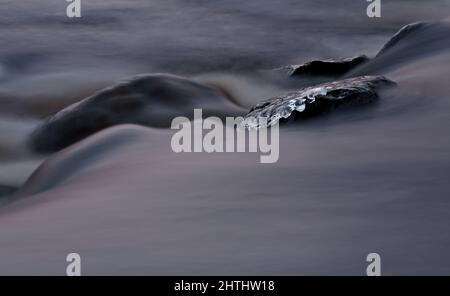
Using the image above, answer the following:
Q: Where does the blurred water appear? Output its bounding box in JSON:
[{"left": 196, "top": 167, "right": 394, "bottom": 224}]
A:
[
  {"left": 0, "top": 0, "right": 448, "bottom": 118},
  {"left": 0, "top": 0, "right": 450, "bottom": 275},
  {"left": 1, "top": 0, "right": 449, "bottom": 77}
]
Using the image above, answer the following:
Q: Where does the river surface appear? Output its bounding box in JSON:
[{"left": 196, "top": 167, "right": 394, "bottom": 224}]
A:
[{"left": 0, "top": 0, "right": 449, "bottom": 275}]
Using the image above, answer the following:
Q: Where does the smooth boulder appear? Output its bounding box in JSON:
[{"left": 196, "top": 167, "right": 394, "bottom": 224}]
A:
[{"left": 29, "top": 74, "right": 245, "bottom": 153}]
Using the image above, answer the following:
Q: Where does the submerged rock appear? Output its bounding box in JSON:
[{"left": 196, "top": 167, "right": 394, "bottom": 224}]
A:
[
  {"left": 23, "top": 124, "right": 162, "bottom": 196},
  {"left": 29, "top": 74, "right": 244, "bottom": 153},
  {"left": 242, "top": 75, "right": 396, "bottom": 129},
  {"left": 349, "top": 21, "right": 450, "bottom": 77},
  {"left": 376, "top": 22, "right": 430, "bottom": 57},
  {"left": 284, "top": 55, "right": 369, "bottom": 77},
  {"left": 0, "top": 185, "right": 16, "bottom": 198}
]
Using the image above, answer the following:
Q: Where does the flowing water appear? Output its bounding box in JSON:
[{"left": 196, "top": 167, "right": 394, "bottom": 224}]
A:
[{"left": 0, "top": 0, "right": 449, "bottom": 275}]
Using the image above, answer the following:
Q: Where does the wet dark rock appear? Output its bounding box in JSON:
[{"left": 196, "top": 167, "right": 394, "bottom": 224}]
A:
[
  {"left": 284, "top": 55, "right": 370, "bottom": 77},
  {"left": 29, "top": 74, "right": 244, "bottom": 153},
  {"left": 242, "top": 75, "right": 396, "bottom": 128}
]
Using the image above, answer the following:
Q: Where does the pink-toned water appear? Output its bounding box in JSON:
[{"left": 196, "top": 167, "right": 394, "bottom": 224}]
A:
[{"left": 0, "top": 0, "right": 449, "bottom": 275}]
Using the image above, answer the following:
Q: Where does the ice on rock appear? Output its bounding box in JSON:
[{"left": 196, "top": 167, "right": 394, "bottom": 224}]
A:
[{"left": 242, "top": 76, "right": 396, "bottom": 129}]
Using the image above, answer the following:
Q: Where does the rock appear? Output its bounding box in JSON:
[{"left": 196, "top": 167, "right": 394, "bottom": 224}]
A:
[
  {"left": 29, "top": 74, "right": 244, "bottom": 153},
  {"left": 0, "top": 185, "right": 16, "bottom": 198},
  {"left": 376, "top": 22, "right": 430, "bottom": 57},
  {"left": 242, "top": 75, "right": 396, "bottom": 128},
  {"left": 373, "top": 21, "right": 450, "bottom": 61},
  {"left": 23, "top": 124, "right": 163, "bottom": 196},
  {"left": 349, "top": 22, "right": 450, "bottom": 77},
  {"left": 284, "top": 55, "right": 369, "bottom": 77}
]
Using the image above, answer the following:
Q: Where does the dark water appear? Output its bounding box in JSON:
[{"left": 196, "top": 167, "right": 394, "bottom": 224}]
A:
[
  {"left": 0, "top": 0, "right": 449, "bottom": 275},
  {"left": 1, "top": 1, "right": 449, "bottom": 84}
]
